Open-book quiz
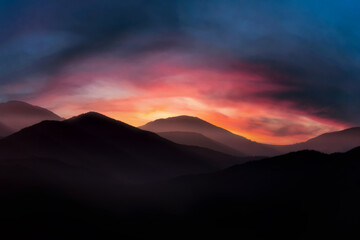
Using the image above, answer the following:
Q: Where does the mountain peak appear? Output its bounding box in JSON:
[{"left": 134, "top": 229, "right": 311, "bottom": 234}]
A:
[
  {"left": 71, "top": 111, "right": 112, "bottom": 120},
  {"left": 165, "top": 115, "right": 202, "bottom": 120},
  {"left": 151, "top": 115, "right": 206, "bottom": 123},
  {"left": 0, "top": 100, "right": 63, "bottom": 132},
  {"left": 0, "top": 100, "right": 34, "bottom": 109},
  {"left": 0, "top": 100, "right": 62, "bottom": 116},
  {"left": 307, "top": 126, "right": 360, "bottom": 142},
  {"left": 142, "top": 115, "right": 215, "bottom": 130},
  {"left": 66, "top": 112, "right": 140, "bottom": 133},
  {"left": 274, "top": 126, "right": 360, "bottom": 154},
  {"left": 141, "top": 115, "right": 279, "bottom": 156},
  {"left": 1, "top": 100, "right": 50, "bottom": 110},
  {"left": 67, "top": 112, "right": 122, "bottom": 124},
  {"left": 4, "top": 100, "right": 28, "bottom": 105}
]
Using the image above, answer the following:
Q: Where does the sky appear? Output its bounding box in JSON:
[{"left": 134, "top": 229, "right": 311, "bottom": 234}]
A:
[{"left": 0, "top": 0, "right": 360, "bottom": 144}]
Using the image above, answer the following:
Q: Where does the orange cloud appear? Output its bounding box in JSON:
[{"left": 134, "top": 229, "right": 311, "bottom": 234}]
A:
[{"left": 22, "top": 51, "right": 348, "bottom": 144}]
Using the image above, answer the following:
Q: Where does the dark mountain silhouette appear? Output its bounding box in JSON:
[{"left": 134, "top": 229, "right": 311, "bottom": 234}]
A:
[
  {"left": 141, "top": 115, "right": 279, "bottom": 156},
  {"left": 274, "top": 127, "right": 360, "bottom": 154},
  {"left": 1, "top": 109, "right": 360, "bottom": 238},
  {"left": 0, "top": 112, "right": 245, "bottom": 184},
  {"left": 1, "top": 145, "right": 360, "bottom": 238},
  {"left": 156, "top": 131, "right": 245, "bottom": 156},
  {"left": 117, "top": 147, "right": 360, "bottom": 239},
  {"left": 0, "top": 122, "right": 12, "bottom": 138},
  {"left": 0, "top": 100, "right": 63, "bottom": 133}
]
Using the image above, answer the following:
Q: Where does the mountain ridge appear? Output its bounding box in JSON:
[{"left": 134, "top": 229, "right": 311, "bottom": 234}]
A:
[
  {"left": 0, "top": 112, "right": 246, "bottom": 183},
  {"left": 141, "top": 115, "right": 360, "bottom": 155},
  {"left": 273, "top": 126, "right": 360, "bottom": 154},
  {"left": 0, "top": 100, "right": 63, "bottom": 133},
  {"left": 141, "top": 115, "right": 280, "bottom": 156}
]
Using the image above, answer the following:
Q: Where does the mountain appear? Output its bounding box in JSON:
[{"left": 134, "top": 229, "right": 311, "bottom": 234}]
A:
[
  {"left": 1, "top": 115, "right": 360, "bottom": 238},
  {"left": 120, "top": 147, "right": 360, "bottom": 239},
  {"left": 0, "top": 112, "right": 245, "bottom": 184},
  {"left": 141, "top": 116, "right": 360, "bottom": 156},
  {"left": 1, "top": 146, "right": 357, "bottom": 239},
  {"left": 0, "top": 111, "right": 251, "bottom": 237},
  {"left": 274, "top": 127, "right": 360, "bottom": 154},
  {"left": 140, "top": 115, "right": 279, "bottom": 156},
  {"left": 156, "top": 131, "right": 245, "bottom": 156},
  {"left": 0, "top": 100, "right": 63, "bottom": 132},
  {"left": 0, "top": 122, "right": 12, "bottom": 138}
]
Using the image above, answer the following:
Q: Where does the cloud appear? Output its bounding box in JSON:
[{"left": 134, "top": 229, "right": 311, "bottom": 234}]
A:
[
  {"left": 175, "top": 0, "right": 360, "bottom": 126},
  {"left": 0, "top": 0, "right": 183, "bottom": 89},
  {"left": 0, "top": 0, "right": 359, "bottom": 143},
  {"left": 246, "top": 117, "right": 324, "bottom": 137}
]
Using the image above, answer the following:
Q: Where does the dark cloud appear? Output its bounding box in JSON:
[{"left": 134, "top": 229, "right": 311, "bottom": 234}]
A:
[
  {"left": 0, "top": 0, "right": 182, "bottom": 87},
  {"left": 240, "top": 52, "right": 360, "bottom": 124},
  {"left": 177, "top": 0, "right": 360, "bottom": 126},
  {"left": 0, "top": 0, "right": 360, "bottom": 127}
]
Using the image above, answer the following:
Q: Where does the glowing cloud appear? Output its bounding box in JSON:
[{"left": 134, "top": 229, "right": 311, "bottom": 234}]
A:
[{"left": 11, "top": 50, "right": 346, "bottom": 144}]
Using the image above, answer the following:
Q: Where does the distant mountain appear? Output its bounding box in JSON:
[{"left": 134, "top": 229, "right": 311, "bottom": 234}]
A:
[
  {"left": 156, "top": 131, "right": 245, "bottom": 156},
  {"left": 0, "top": 122, "right": 12, "bottom": 138},
  {"left": 141, "top": 116, "right": 360, "bottom": 156},
  {"left": 274, "top": 127, "right": 360, "bottom": 154},
  {"left": 0, "top": 101, "right": 63, "bottom": 132},
  {"left": 141, "top": 115, "right": 279, "bottom": 156},
  {"left": 0, "top": 112, "right": 245, "bottom": 184}
]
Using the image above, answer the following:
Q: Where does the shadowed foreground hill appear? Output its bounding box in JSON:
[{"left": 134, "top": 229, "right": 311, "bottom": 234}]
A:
[
  {"left": 0, "top": 101, "right": 63, "bottom": 133},
  {"left": 109, "top": 147, "right": 360, "bottom": 239},
  {"left": 1, "top": 112, "right": 360, "bottom": 239},
  {"left": 0, "top": 112, "right": 244, "bottom": 184},
  {"left": 1, "top": 145, "right": 360, "bottom": 238},
  {"left": 141, "top": 115, "right": 279, "bottom": 156}
]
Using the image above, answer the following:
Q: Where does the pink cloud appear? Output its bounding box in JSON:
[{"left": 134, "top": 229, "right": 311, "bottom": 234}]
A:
[{"left": 13, "top": 50, "right": 349, "bottom": 144}]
